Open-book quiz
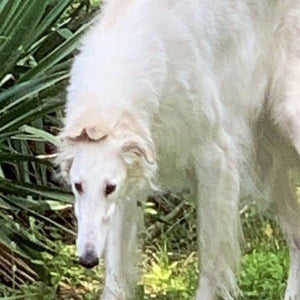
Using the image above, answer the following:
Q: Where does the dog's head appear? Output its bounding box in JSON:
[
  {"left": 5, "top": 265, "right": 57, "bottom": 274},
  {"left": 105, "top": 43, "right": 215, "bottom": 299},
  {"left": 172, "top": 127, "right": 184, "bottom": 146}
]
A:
[{"left": 57, "top": 116, "right": 156, "bottom": 268}]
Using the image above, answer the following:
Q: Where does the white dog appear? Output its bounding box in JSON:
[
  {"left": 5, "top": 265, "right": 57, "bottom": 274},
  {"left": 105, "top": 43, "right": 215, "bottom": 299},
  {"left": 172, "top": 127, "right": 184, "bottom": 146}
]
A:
[{"left": 58, "top": 0, "right": 300, "bottom": 299}]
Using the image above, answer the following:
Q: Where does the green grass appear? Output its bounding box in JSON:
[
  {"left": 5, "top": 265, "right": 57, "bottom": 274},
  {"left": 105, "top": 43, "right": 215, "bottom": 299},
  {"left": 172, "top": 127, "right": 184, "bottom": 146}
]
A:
[{"left": 0, "top": 203, "right": 289, "bottom": 300}]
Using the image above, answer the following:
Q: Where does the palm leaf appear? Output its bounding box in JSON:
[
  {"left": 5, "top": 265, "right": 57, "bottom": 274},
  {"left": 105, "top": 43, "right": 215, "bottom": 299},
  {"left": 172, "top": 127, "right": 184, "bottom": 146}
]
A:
[{"left": 0, "top": 0, "right": 98, "bottom": 288}]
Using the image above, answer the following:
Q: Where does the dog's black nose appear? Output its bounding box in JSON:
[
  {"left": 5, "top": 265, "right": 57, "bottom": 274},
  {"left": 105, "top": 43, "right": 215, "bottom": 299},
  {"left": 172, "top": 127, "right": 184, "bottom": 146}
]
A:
[{"left": 78, "top": 251, "right": 99, "bottom": 268}]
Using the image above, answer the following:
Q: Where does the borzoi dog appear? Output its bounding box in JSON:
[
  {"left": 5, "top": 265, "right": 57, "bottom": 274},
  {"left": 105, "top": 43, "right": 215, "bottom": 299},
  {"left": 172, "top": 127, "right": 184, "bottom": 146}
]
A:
[{"left": 58, "top": 0, "right": 300, "bottom": 299}]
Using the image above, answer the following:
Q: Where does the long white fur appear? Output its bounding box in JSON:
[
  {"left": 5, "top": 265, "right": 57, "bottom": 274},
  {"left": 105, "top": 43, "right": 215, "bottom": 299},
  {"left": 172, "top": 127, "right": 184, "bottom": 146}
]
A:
[{"left": 58, "top": 1, "right": 300, "bottom": 299}]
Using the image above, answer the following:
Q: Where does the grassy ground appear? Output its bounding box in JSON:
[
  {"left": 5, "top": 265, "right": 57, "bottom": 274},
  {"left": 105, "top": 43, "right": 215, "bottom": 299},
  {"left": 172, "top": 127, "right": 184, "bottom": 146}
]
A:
[{"left": 0, "top": 200, "right": 289, "bottom": 300}]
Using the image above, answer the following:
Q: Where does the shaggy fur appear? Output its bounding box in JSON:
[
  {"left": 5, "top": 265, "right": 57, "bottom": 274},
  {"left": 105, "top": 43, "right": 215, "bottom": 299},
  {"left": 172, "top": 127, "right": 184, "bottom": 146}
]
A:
[{"left": 58, "top": 1, "right": 300, "bottom": 299}]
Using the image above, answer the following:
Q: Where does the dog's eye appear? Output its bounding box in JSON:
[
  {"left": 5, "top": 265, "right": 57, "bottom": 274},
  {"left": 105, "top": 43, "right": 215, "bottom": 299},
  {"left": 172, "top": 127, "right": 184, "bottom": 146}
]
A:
[
  {"left": 105, "top": 183, "right": 116, "bottom": 196},
  {"left": 74, "top": 182, "right": 83, "bottom": 194}
]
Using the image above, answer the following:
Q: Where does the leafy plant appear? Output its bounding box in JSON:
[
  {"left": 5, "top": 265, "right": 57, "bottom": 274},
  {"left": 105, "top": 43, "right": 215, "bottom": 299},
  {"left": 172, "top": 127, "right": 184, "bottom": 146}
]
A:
[
  {"left": 239, "top": 248, "right": 288, "bottom": 300},
  {"left": 143, "top": 242, "right": 198, "bottom": 300},
  {"left": 0, "top": 242, "right": 104, "bottom": 299},
  {"left": 0, "top": 0, "right": 98, "bottom": 287}
]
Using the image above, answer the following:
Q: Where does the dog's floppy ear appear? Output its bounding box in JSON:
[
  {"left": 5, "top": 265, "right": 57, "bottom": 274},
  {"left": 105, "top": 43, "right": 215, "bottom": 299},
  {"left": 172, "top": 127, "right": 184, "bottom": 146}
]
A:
[
  {"left": 85, "top": 126, "right": 108, "bottom": 141},
  {"left": 122, "top": 137, "right": 156, "bottom": 165},
  {"left": 61, "top": 125, "right": 108, "bottom": 142}
]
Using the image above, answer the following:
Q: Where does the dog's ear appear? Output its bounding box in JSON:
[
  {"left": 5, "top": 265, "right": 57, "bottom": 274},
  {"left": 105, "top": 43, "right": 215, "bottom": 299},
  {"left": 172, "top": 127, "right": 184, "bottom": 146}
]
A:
[
  {"left": 85, "top": 126, "right": 108, "bottom": 141},
  {"left": 122, "top": 137, "right": 156, "bottom": 165},
  {"left": 61, "top": 126, "right": 108, "bottom": 142}
]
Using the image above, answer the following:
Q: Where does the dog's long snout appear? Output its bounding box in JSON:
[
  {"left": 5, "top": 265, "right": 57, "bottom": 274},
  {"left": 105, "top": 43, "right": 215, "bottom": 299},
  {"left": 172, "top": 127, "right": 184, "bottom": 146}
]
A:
[{"left": 78, "top": 250, "right": 99, "bottom": 268}]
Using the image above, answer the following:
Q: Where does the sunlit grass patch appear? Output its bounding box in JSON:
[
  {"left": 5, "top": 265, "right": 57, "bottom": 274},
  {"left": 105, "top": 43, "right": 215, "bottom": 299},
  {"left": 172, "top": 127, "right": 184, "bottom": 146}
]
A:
[
  {"left": 0, "top": 202, "right": 290, "bottom": 299},
  {"left": 143, "top": 242, "right": 198, "bottom": 300}
]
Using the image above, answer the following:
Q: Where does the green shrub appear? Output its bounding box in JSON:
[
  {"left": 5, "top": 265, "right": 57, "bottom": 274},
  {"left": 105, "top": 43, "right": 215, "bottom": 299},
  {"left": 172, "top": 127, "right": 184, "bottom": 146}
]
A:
[{"left": 239, "top": 248, "right": 288, "bottom": 299}]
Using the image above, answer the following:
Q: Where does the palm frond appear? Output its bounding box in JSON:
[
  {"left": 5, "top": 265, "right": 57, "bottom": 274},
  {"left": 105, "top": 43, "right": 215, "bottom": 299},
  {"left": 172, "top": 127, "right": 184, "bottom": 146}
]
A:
[{"left": 0, "top": 0, "right": 99, "bottom": 287}]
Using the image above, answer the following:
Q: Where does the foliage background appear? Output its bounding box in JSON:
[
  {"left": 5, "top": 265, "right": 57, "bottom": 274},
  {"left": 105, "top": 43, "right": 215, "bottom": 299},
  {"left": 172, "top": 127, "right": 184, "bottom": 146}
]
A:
[
  {"left": 0, "top": 0, "right": 97, "bottom": 293},
  {"left": 0, "top": 1, "right": 290, "bottom": 299}
]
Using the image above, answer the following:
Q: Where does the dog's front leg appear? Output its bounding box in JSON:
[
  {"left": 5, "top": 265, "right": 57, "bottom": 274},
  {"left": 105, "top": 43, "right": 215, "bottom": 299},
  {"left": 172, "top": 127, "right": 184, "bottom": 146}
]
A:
[
  {"left": 101, "top": 198, "right": 142, "bottom": 300},
  {"left": 195, "top": 141, "right": 240, "bottom": 300}
]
